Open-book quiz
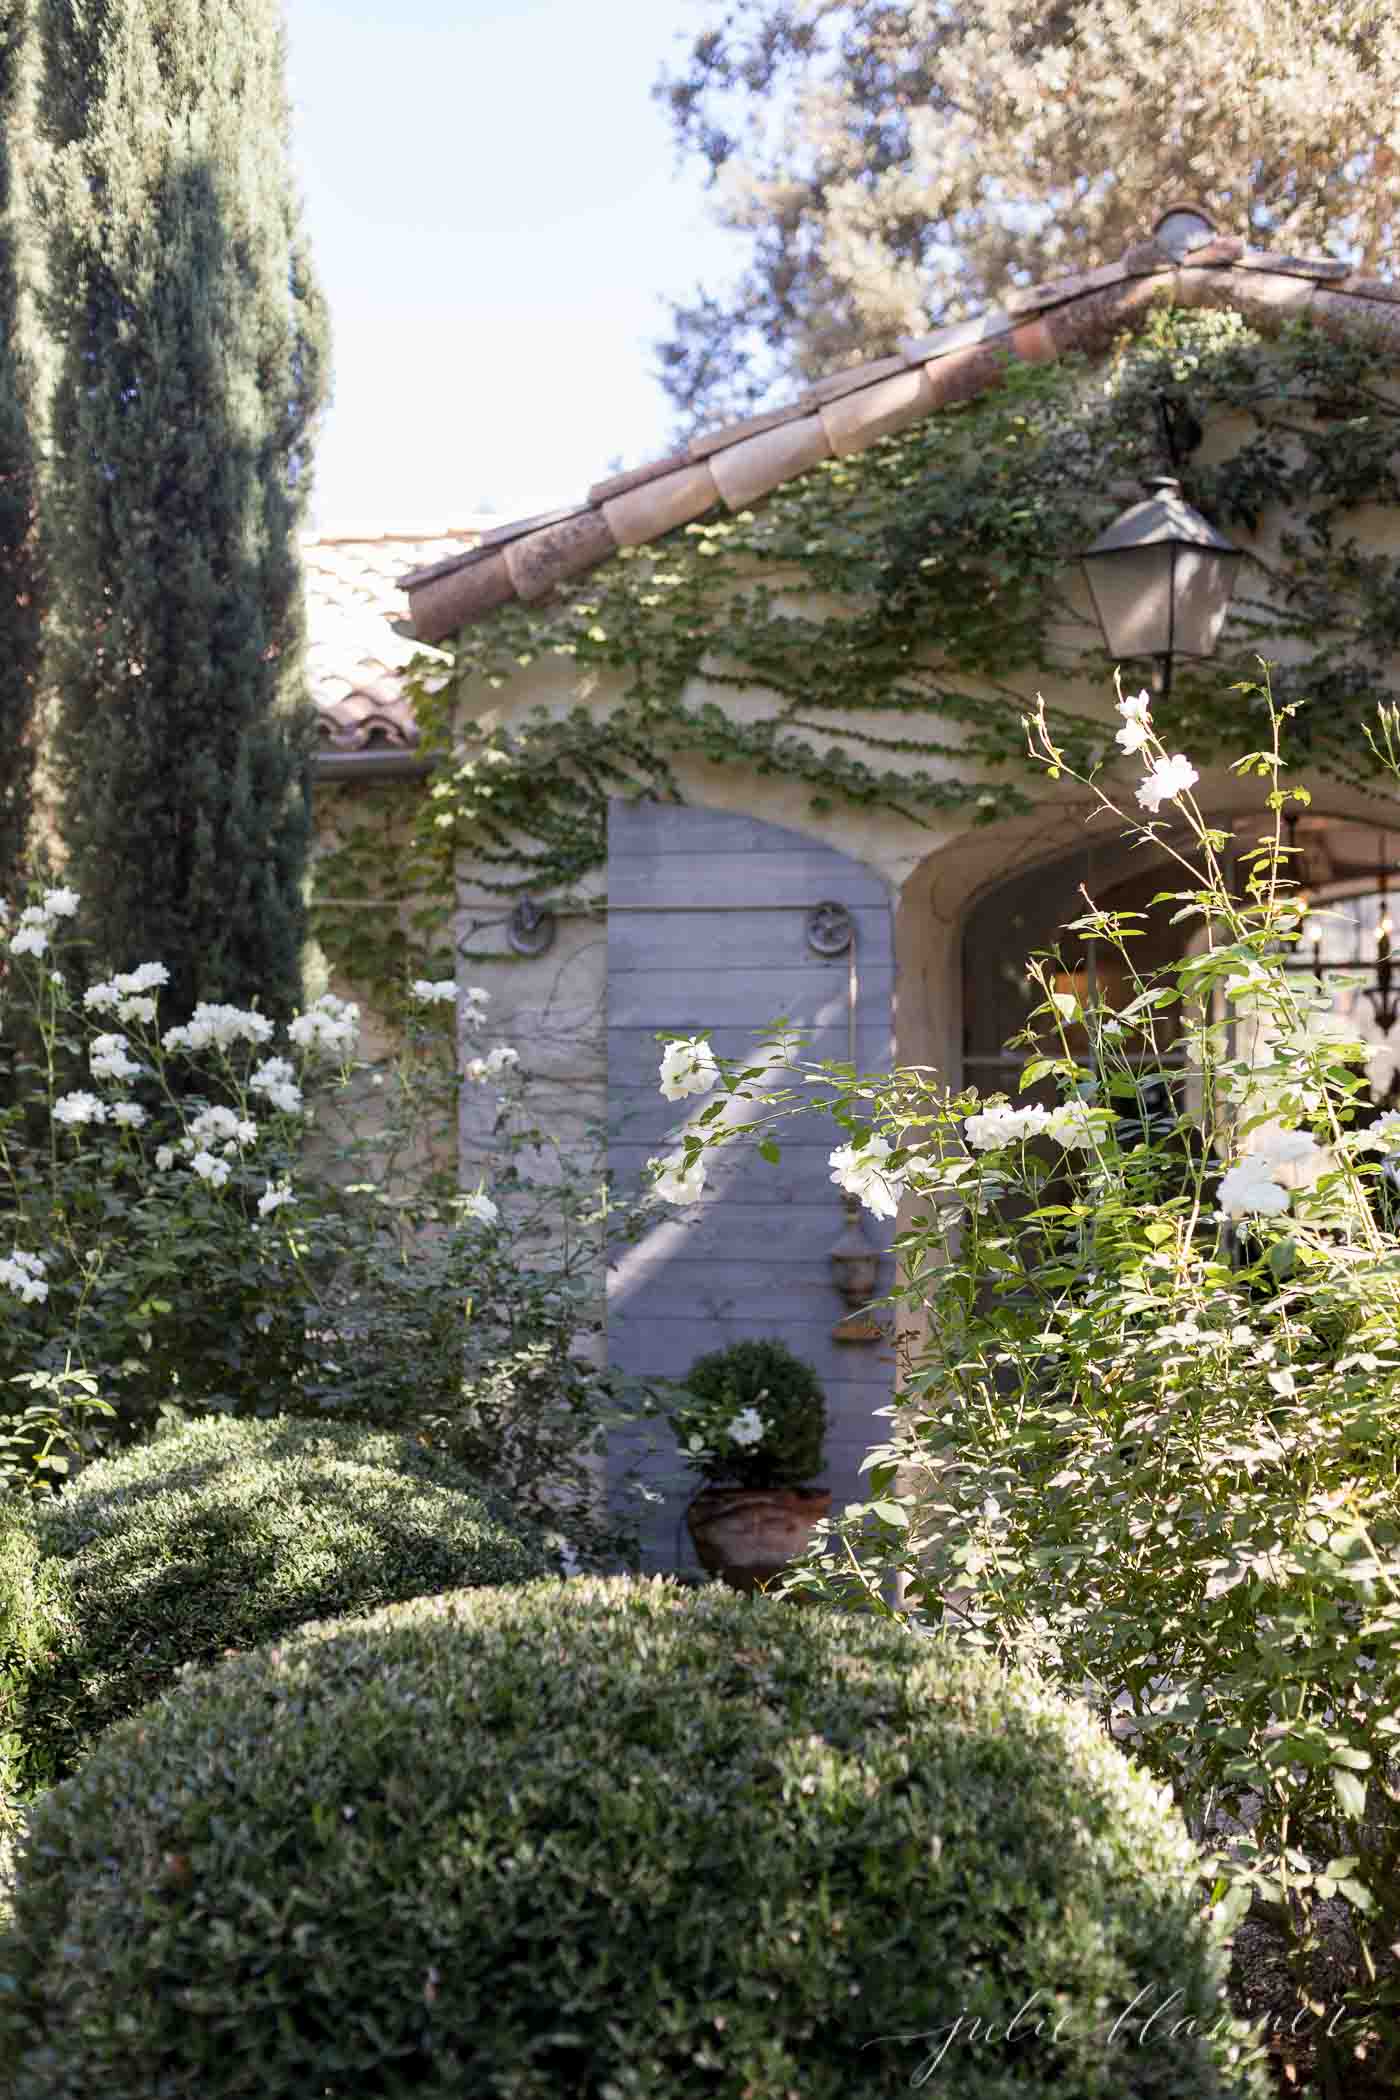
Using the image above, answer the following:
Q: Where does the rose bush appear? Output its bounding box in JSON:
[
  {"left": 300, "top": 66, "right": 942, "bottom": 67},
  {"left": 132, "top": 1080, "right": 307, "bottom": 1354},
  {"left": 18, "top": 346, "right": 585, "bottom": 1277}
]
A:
[
  {"left": 0, "top": 914, "right": 652, "bottom": 1570},
  {"left": 653, "top": 677, "right": 1400, "bottom": 2078}
]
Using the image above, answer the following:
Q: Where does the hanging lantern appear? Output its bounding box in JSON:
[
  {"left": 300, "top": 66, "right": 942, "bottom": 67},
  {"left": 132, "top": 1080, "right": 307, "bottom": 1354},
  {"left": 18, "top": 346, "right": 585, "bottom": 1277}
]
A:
[{"left": 1081, "top": 476, "right": 1242, "bottom": 691}]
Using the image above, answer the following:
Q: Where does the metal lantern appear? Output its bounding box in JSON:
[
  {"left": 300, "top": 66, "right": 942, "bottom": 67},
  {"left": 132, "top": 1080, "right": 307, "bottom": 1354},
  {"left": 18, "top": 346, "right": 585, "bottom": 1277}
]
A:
[
  {"left": 1081, "top": 476, "right": 1242, "bottom": 692},
  {"left": 829, "top": 1196, "right": 881, "bottom": 1343},
  {"left": 829, "top": 1196, "right": 878, "bottom": 1307}
]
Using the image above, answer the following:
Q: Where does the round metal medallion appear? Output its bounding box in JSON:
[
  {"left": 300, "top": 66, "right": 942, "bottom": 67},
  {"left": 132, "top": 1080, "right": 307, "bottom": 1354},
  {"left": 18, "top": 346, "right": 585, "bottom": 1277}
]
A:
[
  {"left": 507, "top": 896, "right": 556, "bottom": 957},
  {"left": 806, "top": 900, "right": 854, "bottom": 957}
]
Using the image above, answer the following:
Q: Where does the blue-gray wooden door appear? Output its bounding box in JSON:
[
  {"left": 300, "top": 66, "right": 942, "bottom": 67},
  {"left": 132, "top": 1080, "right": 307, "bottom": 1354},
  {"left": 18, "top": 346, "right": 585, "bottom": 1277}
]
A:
[{"left": 606, "top": 798, "right": 896, "bottom": 1571}]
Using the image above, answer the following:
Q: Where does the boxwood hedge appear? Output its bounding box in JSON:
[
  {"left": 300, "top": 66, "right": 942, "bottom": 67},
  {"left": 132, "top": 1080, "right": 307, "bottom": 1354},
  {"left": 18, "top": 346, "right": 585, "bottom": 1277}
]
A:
[
  {"left": 0, "top": 1504, "right": 63, "bottom": 1821},
  {"left": 0, "top": 1578, "right": 1265, "bottom": 2099},
  {"left": 13, "top": 1412, "right": 550, "bottom": 1784}
]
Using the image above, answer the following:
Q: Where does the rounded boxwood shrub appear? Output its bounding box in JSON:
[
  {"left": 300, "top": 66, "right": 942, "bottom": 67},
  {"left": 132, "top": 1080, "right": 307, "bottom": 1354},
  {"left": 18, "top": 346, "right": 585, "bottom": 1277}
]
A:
[
  {"left": 0, "top": 1578, "right": 1264, "bottom": 2099},
  {"left": 15, "top": 1412, "right": 550, "bottom": 1784},
  {"left": 675, "top": 1335, "right": 827, "bottom": 1486},
  {"left": 0, "top": 1504, "right": 63, "bottom": 1821}
]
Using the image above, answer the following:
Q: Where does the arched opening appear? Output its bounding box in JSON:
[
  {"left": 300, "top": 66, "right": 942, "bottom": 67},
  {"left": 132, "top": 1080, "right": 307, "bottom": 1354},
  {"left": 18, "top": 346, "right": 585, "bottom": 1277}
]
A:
[{"left": 958, "top": 813, "right": 1400, "bottom": 1115}]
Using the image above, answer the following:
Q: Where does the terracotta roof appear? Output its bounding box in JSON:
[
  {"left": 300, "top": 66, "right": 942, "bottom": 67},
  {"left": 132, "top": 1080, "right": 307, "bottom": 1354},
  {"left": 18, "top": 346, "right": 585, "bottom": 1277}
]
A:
[
  {"left": 304, "top": 523, "right": 493, "bottom": 767},
  {"left": 399, "top": 209, "right": 1400, "bottom": 647}
]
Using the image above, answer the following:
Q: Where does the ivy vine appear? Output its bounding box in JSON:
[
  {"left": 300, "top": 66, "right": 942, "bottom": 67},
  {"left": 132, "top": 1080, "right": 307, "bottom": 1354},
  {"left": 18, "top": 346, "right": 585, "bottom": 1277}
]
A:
[{"left": 313, "top": 303, "right": 1400, "bottom": 1002}]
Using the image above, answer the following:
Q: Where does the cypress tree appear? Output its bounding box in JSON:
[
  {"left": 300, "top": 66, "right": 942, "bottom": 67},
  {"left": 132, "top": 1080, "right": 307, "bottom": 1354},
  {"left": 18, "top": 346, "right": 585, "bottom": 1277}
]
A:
[
  {"left": 36, "top": 0, "right": 329, "bottom": 1021},
  {"left": 0, "top": 0, "right": 41, "bottom": 902}
]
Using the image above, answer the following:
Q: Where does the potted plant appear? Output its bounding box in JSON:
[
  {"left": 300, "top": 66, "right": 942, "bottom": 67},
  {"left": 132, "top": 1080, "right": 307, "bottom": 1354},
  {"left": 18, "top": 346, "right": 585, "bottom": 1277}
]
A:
[{"left": 673, "top": 1338, "right": 830, "bottom": 1591}]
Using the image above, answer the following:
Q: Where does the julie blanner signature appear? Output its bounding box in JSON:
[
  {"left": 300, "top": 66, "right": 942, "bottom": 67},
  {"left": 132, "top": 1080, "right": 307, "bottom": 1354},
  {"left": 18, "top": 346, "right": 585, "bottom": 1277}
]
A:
[{"left": 869, "top": 1985, "right": 1345, "bottom": 2085}]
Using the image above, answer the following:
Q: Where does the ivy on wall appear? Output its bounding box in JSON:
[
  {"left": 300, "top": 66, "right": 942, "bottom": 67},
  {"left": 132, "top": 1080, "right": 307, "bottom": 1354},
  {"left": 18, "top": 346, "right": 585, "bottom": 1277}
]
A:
[{"left": 313, "top": 304, "right": 1400, "bottom": 1001}]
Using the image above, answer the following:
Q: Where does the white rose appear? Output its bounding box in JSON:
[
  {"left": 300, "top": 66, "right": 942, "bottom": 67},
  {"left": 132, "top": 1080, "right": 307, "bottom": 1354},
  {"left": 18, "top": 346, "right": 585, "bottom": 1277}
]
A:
[
  {"left": 89, "top": 1033, "right": 142, "bottom": 1083},
  {"left": 287, "top": 993, "right": 359, "bottom": 1057},
  {"left": 658, "top": 1036, "right": 719, "bottom": 1102},
  {"left": 828, "top": 1134, "right": 910, "bottom": 1220},
  {"left": 1045, "top": 1100, "right": 1107, "bottom": 1152},
  {"left": 53, "top": 1091, "right": 107, "bottom": 1126},
  {"left": 0, "top": 1252, "right": 48, "bottom": 1303},
  {"left": 651, "top": 1150, "right": 707, "bottom": 1205},
  {"left": 1246, "top": 1126, "right": 1318, "bottom": 1170},
  {"left": 1216, "top": 1162, "right": 1290, "bottom": 1221},
  {"left": 1136, "top": 753, "right": 1199, "bottom": 814},
  {"left": 1355, "top": 1110, "right": 1400, "bottom": 1155},
  {"left": 115, "top": 961, "right": 169, "bottom": 992},
  {"left": 963, "top": 1102, "right": 1052, "bottom": 1152}
]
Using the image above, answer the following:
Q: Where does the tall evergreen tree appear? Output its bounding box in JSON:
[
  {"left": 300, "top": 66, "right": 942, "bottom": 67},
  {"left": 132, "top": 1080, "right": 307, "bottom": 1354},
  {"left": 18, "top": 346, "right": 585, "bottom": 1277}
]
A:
[
  {"left": 0, "top": 0, "right": 41, "bottom": 901},
  {"left": 35, "top": 0, "right": 328, "bottom": 1021}
]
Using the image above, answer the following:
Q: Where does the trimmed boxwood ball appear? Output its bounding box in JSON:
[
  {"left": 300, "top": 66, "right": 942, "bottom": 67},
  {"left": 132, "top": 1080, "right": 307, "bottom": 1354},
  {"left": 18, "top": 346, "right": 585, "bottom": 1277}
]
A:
[
  {"left": 0, "top": 1579, "right": 1264, "bottom": 2100},
  {"left": 676, "top": 1335, "right": 826, "bottom": 1486},
  {"left": 16, "top": 1412, "right": 550, "bottom": 1785}
]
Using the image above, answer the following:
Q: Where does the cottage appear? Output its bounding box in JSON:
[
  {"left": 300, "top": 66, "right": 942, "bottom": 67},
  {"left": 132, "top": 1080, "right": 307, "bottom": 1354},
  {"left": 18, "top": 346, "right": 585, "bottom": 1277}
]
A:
[{"left": 385, "top": 207, "right": 1400, "bottom": 1568}]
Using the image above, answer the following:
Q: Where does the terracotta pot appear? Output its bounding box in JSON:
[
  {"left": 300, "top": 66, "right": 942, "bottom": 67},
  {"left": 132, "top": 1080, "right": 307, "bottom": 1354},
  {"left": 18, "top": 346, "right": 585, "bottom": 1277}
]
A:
[{"left": 685, "top": 1484, "right": 832, "bottom": 1593}]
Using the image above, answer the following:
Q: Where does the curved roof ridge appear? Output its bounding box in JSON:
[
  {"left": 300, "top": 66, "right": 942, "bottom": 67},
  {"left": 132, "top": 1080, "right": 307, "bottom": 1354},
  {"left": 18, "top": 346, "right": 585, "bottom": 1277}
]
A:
[{"left": 400, "top": 223, "right": 1399, "bottom": 647}]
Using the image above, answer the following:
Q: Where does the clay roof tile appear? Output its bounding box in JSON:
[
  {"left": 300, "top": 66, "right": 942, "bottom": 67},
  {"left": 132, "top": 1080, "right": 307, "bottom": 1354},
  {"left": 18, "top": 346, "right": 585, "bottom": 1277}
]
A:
[
  {"left": 396, "top": 226, "right": 1400, "bottom": 648},
  {"left": 303, "top": 522, "right": 490, "bottom": 769}
]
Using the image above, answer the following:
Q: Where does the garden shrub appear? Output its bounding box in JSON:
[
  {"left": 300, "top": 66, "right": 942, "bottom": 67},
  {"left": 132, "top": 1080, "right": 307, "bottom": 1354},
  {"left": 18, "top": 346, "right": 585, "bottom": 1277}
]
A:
[
  {"left": 0, "top": 900, "right": 653, "bottom": 1570},
  {"left": 660, "top": 677, "right": 1400, "bottom": 2078},
  {"left": 674, "top": 1335, "right": 827, "bottom": 1486},
  {"left": 0, "top": 1577, "right": 1264, "bottom": 2099},
  {"left": 297, "top": 1168, "right": 647, "bottom": 1570},
  {"left": 14, "top": 1412, "right": 551, "bottom": 1785},
  {"left": 0, "top": 1502, "right": 62, "bottom": 1823}
]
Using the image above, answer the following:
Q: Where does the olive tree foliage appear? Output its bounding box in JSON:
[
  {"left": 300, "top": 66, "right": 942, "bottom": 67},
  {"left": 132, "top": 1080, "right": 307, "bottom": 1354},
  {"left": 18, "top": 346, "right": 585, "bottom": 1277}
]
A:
[{"left": 655, "top": 0, "right": 1400, "bottom": 425}]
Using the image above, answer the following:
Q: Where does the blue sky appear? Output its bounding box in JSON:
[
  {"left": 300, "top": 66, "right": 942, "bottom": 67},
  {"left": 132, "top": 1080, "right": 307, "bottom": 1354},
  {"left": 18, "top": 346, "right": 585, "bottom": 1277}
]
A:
[{"left": 284, "top": 0, "right": 739, "bottom": 528}]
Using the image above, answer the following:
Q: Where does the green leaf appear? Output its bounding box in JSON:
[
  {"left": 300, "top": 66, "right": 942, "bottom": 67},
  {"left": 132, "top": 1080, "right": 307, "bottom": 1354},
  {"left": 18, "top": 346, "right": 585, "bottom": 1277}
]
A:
[
  {"left": 1212, "top": 1880, "right": 1253, "bottom": 1934},
  {"left": 1332, "top": 1768, "right": 1368, "bottom": 1819},
  {"left": 758, "top": 1139, "right": 781, "bottom": 1165},
  {"left": 870, "top": 1501, "right": 910, "bottom": 1528}
]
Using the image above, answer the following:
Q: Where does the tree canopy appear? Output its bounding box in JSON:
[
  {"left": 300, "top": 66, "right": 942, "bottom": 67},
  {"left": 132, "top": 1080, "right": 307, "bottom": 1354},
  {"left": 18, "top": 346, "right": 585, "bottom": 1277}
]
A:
[{"left": 655, "top": 0, "right": 1400, "bottom": 426}]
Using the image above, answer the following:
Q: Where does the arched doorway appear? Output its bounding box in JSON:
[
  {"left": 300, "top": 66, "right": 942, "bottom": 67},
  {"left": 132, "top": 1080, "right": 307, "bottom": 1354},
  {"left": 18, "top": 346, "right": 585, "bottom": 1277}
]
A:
[{"left": 959, "top": 813, "right": 1400, "bottom": 1115}]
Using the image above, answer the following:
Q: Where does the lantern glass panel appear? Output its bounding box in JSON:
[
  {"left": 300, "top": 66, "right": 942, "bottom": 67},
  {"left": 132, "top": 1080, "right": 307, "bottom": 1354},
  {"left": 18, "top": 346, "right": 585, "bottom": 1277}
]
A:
[
  {"left": 1083, "top": 544, "right": 1173, "bottom": 659},
  {"left": 1170, "top": 545, "right": 1243, "bottom": 658}
]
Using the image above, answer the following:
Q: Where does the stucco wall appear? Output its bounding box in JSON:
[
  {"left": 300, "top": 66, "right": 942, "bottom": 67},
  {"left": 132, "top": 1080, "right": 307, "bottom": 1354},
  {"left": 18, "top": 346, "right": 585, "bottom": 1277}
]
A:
[{"left": 305, "top": 778, "right": 460, "bottom": 1189}]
